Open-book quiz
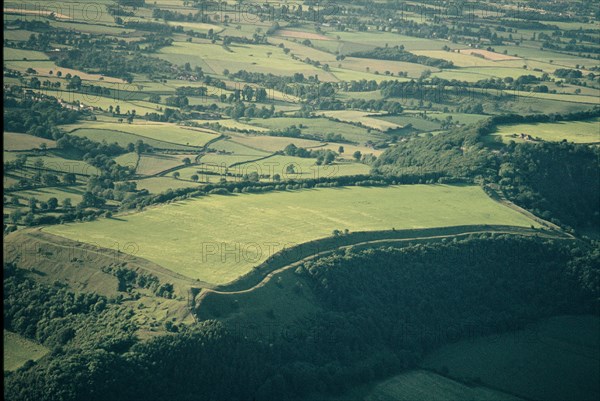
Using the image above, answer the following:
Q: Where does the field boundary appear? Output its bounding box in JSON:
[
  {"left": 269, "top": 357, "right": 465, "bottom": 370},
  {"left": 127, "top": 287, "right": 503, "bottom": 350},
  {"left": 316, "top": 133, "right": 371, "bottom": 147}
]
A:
[
  {"left": 195, "top": 225, "right": 573, "bottom": 313},
  {"left": 197, "top": 224, "right": 572, "bottom": 300},
  {"left": 68, "top": 128, "right": 207, "bottom": 150}
]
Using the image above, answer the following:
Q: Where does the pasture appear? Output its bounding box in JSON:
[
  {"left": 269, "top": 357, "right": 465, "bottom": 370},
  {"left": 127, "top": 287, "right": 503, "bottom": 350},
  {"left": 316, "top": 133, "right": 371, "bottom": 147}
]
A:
[
  {"left": 30, "top": 89, "right": 159, "bottom": 114},
  {"left": 45, "top": 185, "right": 540, "bottom": 285},
  {"left": 158, "top": 40, "right": 336, "bottom": 81},
  {"left": 492, "top": 118, "right": 600, "bottom": 144},
  {"left": 421, "top": 315, "right": 600, "bottom": 401},
  {"left": 226, "top": 134, "right": 326, "bottom": 153},
  {"left": 133, "top": 177, "right": 202, "bottom": 193},
  {"left": 26, "top": 154, "right": 101, "bottom": 176},
  {"left": 197, "top": 153, "right": 265, "bottom": 169},
  {"left": 4, "top": 132, "right": 57, "bottom": 151},
  {"left": 10, "top": 186, "right": 87, "bottom": 204},
  {"left": 318, "top": 110, "right": 402, "bottom": 131},
  {"left": 246, "top": 117, "right": 385, "bottom": 143},
  {"left": 68, "top": 128, "right": 198, "bottom": 151},
  {"left": 362, "top": 370, "right": 522, "bottom": 401},
  {"left": 208, "top": 139, "right": 270, "bottom": 157},
  {"left": 136, "top": 153, "right": 199, "bottom": 176},
  {"left": 231, "top": 155, "right": 372, "bottom": 179},
  {"left": 67, "top": 122, "right": 219, "bottom": 147},
  {"left": 373, "top": 115, "right": 442, "bottom": 132},
  {"left": 4, "top": 330, "right": 49, "bottom": 372}
]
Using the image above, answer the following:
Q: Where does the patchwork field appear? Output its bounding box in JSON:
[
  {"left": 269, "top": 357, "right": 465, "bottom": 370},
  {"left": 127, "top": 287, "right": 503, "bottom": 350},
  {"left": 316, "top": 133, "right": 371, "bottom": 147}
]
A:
[
  {"left": 208, "top": 139, "right": 270, "bottom": 157},
  {"left": 67, "top": 122, "right": 219, "bottom": 147},
  {"left": 26, "top": 154, "right": 101, "bottom": 176},
  {"left": 318, "top": 110, "right": 403, "bottom": 131},
  {"left": 234, "top": 155, "right": 371, "bottom": 179},
  {"left": 227, "top": 133, "right": 328, "bottom": 153},
  {"left": 4, "top": 330, "right": 49, "bottom": 372},
  {"left": 10, "top": 186, "right": 87, "bottom": 204},
  {"left": 4, "top": 132, "right": 57, "bottom": 151},
  {"left": 133, "top": 177, "right": 202, "bottom": 193},
  {"left": 246, "top": 117, "right": 385, "bottom": 143},
  {"left": 136, "top": 153, "right": 199, "bottom": 176},
  {"left": 157, "top": 40, "right": 337, "bottom": 81},
  {"left": 362, "top": 370, "right": 522, "bottom": 401},
  {"left": 44, "top": 185, "right": 540, "bottom": 285},
  {"left": 69, "top": 128, "right": 198, "bottom": 151},
  {"left": 30, "top": 89, "right": 159, "bottom": 114},
  {"left": 491, "top": 118, "right": 600, "bottom": 144},
  {"left": 459, "top": 49, "right": 521, "bottom": 61}
]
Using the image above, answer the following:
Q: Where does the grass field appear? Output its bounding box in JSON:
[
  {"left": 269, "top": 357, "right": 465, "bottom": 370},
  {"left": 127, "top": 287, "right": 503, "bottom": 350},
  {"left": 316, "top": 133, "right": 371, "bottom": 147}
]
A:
[
  {"left": 226, "top": 132, "right": 383, "bottom": 158},
  {"left": 11, "top": 186, "right": 87, "bottom": 204},
  {"left": 4, "top": 330, "right": 49, "bottom": 372},
  {"left": 194, "top": 119, "right": 270, "bottom": 133},
  {"left": 197, "top": 153, "right": 265, "bottom": 170},
  {"left": 246, "top": 117, "right": 384, "bottom": 143},
  {"left": 30, "top": 89, "right": 158, "bottom": 114},
  {"left": 67, "top": 122, "right": 218, "bottom": 147},
  {"left": 492, "top": 118, "right": 600, "bottom": 144},
  {"left": 136, "top": 153, "right": 199, "bottom": 176},
  {"left": 226, "top": 133, "right": 326, "bottom": 152},
  {"left": 133, "top": 177, "right": 202, "bottom": 193},
  {"left": 4, "top": 132, "right": 57, "bottom": 151},
  {"left": 362, "top": 370, "right": 522, "bottom": 401},
  {"left": 158, "top": 40, "right": 336, "bottom": 81},
  {"left": 432, "top": 66, "right": 544, "bottom": 82},
  {"left": 421, "top": 315, "right": 600, "bottom": 401},
  {"left": 318, "top": 110, "right": 402, "bottom": 131},
  {"left": 26, "top": 154, "right": 101, "bottom": 176},
  {"left": 208, "top": 139, "right": 270, "bottom": 157},
  {"left": 3, "top": 47, "right": 49, "bottom": 61},
  {"left": 45, "top": 185, "right": 540, "bottom": 285},
  {"left": 231, "top": 155, "right": 371, "bottom": 179},
  {"left": 334, "top": 31, "right": 453, "bottom": 52},
  {"left": 375, "top": 115, "right": 442, "bottom": 132},
  {"left": 114, "top": 152, "right": 139, "bottom": 169},
  {"left": 69, "top": 128, "right": 198, "bottom": 151}
]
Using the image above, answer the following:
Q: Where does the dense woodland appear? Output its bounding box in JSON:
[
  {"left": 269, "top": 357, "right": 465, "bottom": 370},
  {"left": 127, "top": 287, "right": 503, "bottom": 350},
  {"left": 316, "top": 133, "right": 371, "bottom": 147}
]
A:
[{"left": 4, "top": 235, "right": 598, "bottom": 400}]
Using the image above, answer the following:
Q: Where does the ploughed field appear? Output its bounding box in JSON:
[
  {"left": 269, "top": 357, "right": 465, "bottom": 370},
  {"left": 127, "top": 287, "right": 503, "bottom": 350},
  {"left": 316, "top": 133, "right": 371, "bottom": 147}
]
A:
[{"left": 44, "top": 185, "right": 540, "bottom": 286}]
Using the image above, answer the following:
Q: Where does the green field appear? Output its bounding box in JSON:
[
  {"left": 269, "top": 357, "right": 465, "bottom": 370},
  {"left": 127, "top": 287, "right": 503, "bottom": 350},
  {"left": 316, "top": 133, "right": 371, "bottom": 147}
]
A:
[
  {"left": 233, "top": 155, "right": 371, "bottom": 179},
  {"left": 11, "top": 186, "right": 87, "bottom": 204},
  {"left": 66, "top": 122, "right": 218, "bottom": 147},
  {"left": 157, "top": 40, "right": 335, "bottom": 80},
  {"left": 375, "top": 115, "right": 442, "bottom": 132},
  {"left": 136, "top": 153, "right": 199, "bottom": 176},
  {"left": 4, "top": 132, "right": 57, "bottom": 151},
  {"left": 26, "top": 154, "right": 101, "bottom": 176},
  {"left": 208, "top": 139, "right": 270, "bottom": 157},
  {"left": 69, "top": 128, "right": 198, "bottom": 151},
  {"left": 318, "top": 110, "right": 402, "bottom": 131},
  {"left": 362, "top": 370, "right": 522, "bottom": 401},
  {"left": 246, "top": 117, "right": 384, "bottom": 143},
  {"left": 30, "top": 89, "right": 157, "bottom": 114},
  {"left": 226, "top": 133, "right": 382, "bottom": 158},
  {"left": 133, "top": 177, "right": 202, "bottom": 193},
  {"left": 492, "top": 118, "right": 600, "bottom": 144},
  {"left": 45, "top": 185, "right": 540, "bottom": 285},
  {"left": 421, "top": 315, "right": 600, "bottom": 401},
  {"left": 4, "top": 330, "right": 49, "bottom": 372},
  {"left": 197, "top": 153, "right": 265, "bottom": 170},
  {"left": 3, "top": 47, "right": 49, "bottom": 61}
]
